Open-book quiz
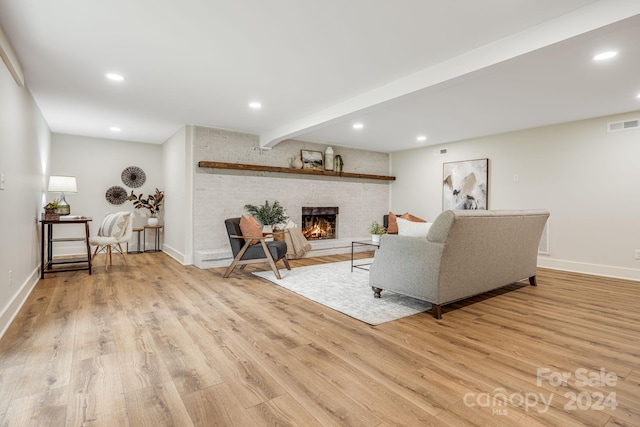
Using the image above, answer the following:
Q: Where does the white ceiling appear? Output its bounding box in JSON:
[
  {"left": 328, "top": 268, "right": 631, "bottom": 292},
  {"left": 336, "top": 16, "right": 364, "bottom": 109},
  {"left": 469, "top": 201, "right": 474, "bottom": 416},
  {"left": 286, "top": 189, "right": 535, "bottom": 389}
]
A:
[{"left": 1, "top": 0, "right": 639, "bottom": 153}]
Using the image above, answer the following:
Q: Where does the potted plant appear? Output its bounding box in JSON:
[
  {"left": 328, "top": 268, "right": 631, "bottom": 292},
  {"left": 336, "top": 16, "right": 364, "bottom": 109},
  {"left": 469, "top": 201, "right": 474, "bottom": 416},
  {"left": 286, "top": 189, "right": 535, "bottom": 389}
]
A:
[
  {"left": 44, "top": 199, "right": 61, "bottom": 220},
  {"left": 369, "top": 220, "right": 386, "bottom": 244},
  {"left": 128, "top": 188, "right": 164, "bottom": 225},
  {"left": 244, "top": 200, "right": 288, "bottom": 239}
]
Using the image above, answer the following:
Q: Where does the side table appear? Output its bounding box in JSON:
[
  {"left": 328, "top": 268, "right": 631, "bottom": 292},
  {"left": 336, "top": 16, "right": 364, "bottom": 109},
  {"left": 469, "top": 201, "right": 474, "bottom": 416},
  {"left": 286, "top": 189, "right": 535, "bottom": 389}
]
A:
[
  {"left": 351, "top": 240, "right": 380, "bottom": 272},
  {"left": 144, "top": 225, "right": 163, "bottom": 252},
  {"left": 40, "top": 216, "right": 92, "bottom": 278},
  {"left": 127, "top": 227, "right": 144, "bottom": 254}
]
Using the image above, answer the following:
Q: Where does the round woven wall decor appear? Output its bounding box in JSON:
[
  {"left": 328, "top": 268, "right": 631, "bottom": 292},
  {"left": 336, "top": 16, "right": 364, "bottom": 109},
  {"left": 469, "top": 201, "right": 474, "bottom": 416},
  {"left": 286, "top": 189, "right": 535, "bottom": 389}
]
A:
[
  {"left": 106, "top": 185, "right": 128, "bottom": 205},
  {"left": 121, "top": 166, "right": 146, "bottom": 188}
]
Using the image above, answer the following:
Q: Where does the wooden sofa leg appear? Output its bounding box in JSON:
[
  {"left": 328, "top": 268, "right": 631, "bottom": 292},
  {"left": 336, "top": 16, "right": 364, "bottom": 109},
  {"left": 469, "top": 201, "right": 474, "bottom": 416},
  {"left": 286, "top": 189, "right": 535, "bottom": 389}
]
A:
[
  {"left": 529, "top": 276, "right": 537, "bottom": 286},
  {"left": 432, "top": 304, "right": 442, "bottom": 320},
  {"left": 372, "top": 287, "right": 382, "bottom": 298}
]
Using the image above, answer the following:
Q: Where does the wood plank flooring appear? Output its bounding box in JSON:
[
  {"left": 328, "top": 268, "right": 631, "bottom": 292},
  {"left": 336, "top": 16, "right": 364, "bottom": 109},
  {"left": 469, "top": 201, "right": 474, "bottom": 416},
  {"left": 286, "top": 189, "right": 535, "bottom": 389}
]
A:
[{"left": 0, "top": 252, "right": 639, "bottom": 426}]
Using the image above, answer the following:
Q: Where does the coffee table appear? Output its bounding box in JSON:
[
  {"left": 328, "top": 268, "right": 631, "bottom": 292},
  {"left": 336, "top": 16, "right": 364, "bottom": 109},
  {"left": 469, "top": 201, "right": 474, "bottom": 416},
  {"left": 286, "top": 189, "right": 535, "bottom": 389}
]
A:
[{"left": 351, "top": 240, "right": 380, "bottom": 272}]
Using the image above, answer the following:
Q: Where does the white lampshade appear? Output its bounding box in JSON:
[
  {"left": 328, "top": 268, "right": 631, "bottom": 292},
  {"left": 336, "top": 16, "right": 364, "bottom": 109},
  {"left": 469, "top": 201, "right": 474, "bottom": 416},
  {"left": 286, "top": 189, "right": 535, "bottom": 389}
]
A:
[{"left": 48, "top": 176, "right": 77, "bottom": 193}]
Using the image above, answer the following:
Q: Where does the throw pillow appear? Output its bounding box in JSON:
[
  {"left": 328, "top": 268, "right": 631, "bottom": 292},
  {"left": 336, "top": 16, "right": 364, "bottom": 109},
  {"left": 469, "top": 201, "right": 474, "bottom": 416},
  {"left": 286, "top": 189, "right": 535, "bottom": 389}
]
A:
[
  {"left": 397, "top": 217, "right": 432, "bottom": 238},
  {"left": 98, "top": 212, "right": 131, "bottom": 238},
  {"left": 387, "top": 212, "right": 399, "bottom": 234},
  {"left": 402, "top": 213, "right": 426, "bottom": 223},
  {"left": 240, "top": 215, "right": 262, "bottom": 245}
]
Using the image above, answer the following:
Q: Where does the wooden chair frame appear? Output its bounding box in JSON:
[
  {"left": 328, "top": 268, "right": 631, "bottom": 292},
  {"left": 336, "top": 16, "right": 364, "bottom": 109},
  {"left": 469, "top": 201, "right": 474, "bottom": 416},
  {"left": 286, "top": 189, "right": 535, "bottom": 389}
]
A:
[{"left": 223, "top": 233, "right": 291, "bottom": 279}]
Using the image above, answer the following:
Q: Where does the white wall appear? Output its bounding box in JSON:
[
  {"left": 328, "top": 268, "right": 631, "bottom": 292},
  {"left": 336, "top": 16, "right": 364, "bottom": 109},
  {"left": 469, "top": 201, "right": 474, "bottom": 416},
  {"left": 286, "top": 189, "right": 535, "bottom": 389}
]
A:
[
  {"left": 161, "top": 125, "right": 193, "bottom": 264},
  {"left": 391, "top": 111, "right": 640, "bottom": 281},
  {"left": 192, "top": 126, "right": 391, "bottom": 268},
  {"left": 50, "top": 134, "right": 163, "bottom": 254},
  {"left": 0, "top": 49, "right": 51, "bottom": 337}
]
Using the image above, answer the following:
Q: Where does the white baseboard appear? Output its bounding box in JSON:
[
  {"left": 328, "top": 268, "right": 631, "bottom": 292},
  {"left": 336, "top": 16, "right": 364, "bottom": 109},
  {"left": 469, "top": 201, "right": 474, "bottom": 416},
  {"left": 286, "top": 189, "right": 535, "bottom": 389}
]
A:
[
  {"left": 162, "top": 244, "right": 192, "bottom": 265},
  {"left": 538, "top": 257, "right": 640, "bottom": 282},
  {"left": 0, "top": 266, "right": 40, "bottom": 339}
]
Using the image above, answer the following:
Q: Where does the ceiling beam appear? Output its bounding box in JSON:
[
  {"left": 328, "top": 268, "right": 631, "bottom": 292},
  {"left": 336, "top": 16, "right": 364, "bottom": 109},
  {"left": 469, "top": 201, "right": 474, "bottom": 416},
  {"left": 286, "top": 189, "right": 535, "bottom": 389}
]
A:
[
  {"left": 259, "top": 0, "right": 640, "bottom": 149},
  {"left": 0, "top": 23, "right": 24, "bottom": 87}
]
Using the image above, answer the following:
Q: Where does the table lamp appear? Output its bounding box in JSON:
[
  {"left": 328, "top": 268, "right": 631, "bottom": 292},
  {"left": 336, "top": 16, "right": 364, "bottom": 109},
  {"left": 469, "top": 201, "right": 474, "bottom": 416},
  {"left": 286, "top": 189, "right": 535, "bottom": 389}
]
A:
[{"left": 48, "top": 175, "right": 77, "bottom": 215}]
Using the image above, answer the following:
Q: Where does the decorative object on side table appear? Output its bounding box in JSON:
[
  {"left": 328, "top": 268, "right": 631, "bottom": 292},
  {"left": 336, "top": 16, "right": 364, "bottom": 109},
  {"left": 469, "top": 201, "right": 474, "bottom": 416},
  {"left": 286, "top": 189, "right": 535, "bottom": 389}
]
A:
[
  {"left": 369, "top": 220, "right": 386, "bottom": 245},
  {"left": 121, "top": 166, "right": 146, "bottom": 188},
  {"left": 105, "top": 185, "right": 128, "bottom": 205},
  {"left": 47, "top": 175, "right": 77, "bottom": 215},
  {"left": 244, "top": 200, "right": 289, "bottom": 239},
  {"left": 127, "top": 188, "right": 164, "bottom": 225},
  {"left": 43, "top": 200, "right": 61, "bottom": 221}
]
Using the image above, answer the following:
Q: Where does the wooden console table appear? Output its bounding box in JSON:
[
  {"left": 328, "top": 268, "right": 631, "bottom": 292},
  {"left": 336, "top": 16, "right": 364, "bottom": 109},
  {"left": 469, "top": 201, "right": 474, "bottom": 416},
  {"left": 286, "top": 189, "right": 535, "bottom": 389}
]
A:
[{"left": 40, "top": 216, "right": 92, "bottom": 278}]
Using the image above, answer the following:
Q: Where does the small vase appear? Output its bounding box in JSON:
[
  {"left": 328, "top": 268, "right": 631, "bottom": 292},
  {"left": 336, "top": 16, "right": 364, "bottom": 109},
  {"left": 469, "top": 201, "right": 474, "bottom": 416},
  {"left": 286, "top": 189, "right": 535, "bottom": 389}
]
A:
[
  {"left": 371, "top": 234, "right": 381, "bottom": 245},
  {"left": 147, "top": 216, "right": 159, "bottom": 226},
  {"left": 324, "top": 147, "right": 334, "bottom": 171},
  {"left": 290, "top": 156, "right": 303, "bottom": 169}
]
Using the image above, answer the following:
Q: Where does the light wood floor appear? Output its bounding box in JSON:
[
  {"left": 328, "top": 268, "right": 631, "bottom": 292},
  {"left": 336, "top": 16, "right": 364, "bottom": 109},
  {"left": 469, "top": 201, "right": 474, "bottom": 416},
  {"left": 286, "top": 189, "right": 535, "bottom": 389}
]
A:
[{"left": 0, "top": 252, "right": 638, "bottom": 426}]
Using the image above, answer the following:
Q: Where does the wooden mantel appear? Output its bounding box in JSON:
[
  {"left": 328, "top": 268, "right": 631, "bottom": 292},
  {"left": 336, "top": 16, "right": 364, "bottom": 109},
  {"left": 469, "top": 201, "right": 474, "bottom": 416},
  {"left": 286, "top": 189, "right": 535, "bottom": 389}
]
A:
[{"left": 197, "top": 161, "right": 396, "bottom": 181}]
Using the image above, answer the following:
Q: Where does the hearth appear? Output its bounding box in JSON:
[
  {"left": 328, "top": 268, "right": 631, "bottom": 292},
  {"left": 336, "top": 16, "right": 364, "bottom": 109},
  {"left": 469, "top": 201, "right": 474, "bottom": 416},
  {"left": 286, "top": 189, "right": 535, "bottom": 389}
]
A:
[{"left": 302, "top": 207, "right": 338, "bottom": 240}]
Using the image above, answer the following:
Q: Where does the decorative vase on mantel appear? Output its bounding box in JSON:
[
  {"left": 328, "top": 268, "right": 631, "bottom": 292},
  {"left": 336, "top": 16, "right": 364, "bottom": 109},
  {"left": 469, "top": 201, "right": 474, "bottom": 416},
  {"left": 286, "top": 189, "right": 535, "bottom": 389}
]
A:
[
  {"left": 324, "top": 147, "right": 334, "bottom": 171},
  {"left": 290, "top": 155, "right": 303, "bottom": 169},
  {"left": 147, "top": 215, "right": 159, "bottom": 226}
]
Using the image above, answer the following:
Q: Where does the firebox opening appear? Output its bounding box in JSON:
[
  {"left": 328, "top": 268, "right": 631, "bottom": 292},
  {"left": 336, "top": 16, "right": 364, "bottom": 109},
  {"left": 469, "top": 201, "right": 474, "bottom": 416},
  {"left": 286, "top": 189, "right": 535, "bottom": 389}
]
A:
[{"left": 302, "top": 207, "right": 338, "bottom": 240}]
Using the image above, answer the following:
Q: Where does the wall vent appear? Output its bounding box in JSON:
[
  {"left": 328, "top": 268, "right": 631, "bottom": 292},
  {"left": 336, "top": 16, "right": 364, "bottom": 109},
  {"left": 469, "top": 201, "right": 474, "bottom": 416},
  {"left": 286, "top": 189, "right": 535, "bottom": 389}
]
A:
[
  {"left": 433, "top": 148, "right": 448, "bottom": 156},
  {"left": 607, "top": 119, "right": 639, "bottom": 133}
]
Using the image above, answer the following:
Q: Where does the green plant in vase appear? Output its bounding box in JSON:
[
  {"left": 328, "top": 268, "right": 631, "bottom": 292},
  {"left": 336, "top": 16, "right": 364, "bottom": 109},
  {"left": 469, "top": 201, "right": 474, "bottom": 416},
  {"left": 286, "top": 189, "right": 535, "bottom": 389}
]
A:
[
  {"left": 244, "top": 200, "right": 288, "bottom": 237},
  {"left": 368, "top": 220, "right": 386, "bottom": 244}
]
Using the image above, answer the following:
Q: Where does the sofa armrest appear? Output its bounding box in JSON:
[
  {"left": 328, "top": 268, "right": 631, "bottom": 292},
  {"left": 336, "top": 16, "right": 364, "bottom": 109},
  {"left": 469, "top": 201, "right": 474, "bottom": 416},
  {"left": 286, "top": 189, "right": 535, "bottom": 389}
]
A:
[{"left": 369, "top": 234, "right": 444, "bottom": 303}]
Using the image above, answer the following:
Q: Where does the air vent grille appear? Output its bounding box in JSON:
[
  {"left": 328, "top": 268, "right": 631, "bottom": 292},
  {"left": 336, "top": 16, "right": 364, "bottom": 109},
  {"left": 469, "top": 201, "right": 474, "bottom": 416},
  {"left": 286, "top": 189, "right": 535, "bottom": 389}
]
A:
[{"left": 607, "top": 119, "right": 639, "bottom": 133}]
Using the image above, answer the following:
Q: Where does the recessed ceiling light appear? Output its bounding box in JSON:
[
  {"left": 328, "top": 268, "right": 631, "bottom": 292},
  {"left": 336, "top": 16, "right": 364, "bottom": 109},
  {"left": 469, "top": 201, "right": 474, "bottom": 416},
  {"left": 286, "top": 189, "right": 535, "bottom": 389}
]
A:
[
  {"left": 593, "top": 51, "right": 617, "bottom": 61},
  {"left": 106, "top": 73, "right": 125, "bottom": 81},
  {"left": 249, "top": 102, "right": 262, "bottom": 109},
  {"left": 110, "top": 126, "right": 121, "bottom": 132},
  {"left": 416, "top": 135, "right": 427, "bottom": 142},
  {"left": 353, "top": 123, "right": 364, "bottom": 129},
  {"left": 636, "top": 93, "right": 640, "bottom": 99}
]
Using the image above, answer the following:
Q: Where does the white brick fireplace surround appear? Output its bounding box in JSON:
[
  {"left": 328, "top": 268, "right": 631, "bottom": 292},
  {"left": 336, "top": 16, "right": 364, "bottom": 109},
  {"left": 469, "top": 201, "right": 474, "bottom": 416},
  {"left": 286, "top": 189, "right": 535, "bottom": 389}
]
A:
[{"left": 193, "top": 126, "right": 391, "bottom": 269}]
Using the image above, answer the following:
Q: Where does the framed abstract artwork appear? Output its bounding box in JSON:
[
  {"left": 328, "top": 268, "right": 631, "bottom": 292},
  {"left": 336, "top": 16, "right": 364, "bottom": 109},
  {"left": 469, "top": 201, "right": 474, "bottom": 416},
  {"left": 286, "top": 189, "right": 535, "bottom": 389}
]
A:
[
  {"left": 442, "top": 158, "right": 488, "bottom": 210},
  {"left": 301, "top": 149, "right": 324, "bottom": 170}
]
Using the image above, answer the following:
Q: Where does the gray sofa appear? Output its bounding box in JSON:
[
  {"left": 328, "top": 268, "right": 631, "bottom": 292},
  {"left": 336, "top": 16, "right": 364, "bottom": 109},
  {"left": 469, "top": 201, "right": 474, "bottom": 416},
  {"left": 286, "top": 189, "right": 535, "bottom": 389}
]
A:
[{"left": 369, "top": 209, "right": 550, "bottom": 319}]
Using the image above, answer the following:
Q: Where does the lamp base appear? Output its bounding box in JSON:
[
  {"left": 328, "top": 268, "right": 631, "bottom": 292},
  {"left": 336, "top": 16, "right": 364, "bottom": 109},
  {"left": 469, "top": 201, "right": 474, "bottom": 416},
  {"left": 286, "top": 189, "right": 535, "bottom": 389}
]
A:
[
  {"left": 56, "top": 192, "right": 70, "bottom": 216},
  {"left": 56, "top": 205, "right": 70, "bottom": 216}
]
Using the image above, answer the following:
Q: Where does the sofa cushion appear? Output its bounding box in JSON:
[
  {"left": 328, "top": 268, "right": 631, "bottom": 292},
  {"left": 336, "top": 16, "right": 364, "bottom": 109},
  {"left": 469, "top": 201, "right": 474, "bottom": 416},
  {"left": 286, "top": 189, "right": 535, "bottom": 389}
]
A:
[
  {"left": 397, "top": 217, "right": 432, "bottom": 238},
  {"left": 240, "top": 215, "right": 262, "bottom": 245},
  {"left": 387, "top": 212, "right": 427, "bottom": 234}
]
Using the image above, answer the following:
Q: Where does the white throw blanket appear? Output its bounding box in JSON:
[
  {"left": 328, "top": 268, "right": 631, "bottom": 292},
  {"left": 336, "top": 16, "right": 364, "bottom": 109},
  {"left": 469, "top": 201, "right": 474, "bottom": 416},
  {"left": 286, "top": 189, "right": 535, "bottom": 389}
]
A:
[{"left": 284, "top": 227, "right": 311, "bottom": 259}]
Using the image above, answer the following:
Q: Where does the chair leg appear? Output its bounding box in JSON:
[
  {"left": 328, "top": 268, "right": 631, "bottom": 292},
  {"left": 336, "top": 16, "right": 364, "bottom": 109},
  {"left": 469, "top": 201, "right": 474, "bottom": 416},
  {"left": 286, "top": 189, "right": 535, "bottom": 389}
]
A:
[
  {"left": 260, "top": 240, "right": 281, "bottom": 280},
  {"left": 223, "top": 240, "right": 253, "bottom": 278},
  {"left": 117, "top": 243, "right": 128, "bottom": 266},
  {"left": 282, "top": 256, "right": 291, "bottom": 270},
  {"left": 91, "top": 245, "right": 100, "bottom": 263},
  {"left": 105, "top": 246, "right": 111, "bottom": 271}
]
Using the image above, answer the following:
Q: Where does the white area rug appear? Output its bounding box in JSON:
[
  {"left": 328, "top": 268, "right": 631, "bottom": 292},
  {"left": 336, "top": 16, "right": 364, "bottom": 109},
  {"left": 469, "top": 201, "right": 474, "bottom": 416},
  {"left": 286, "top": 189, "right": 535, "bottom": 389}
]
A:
[{"left": 253, "top": 259, "right": 431, "bottom": 325}]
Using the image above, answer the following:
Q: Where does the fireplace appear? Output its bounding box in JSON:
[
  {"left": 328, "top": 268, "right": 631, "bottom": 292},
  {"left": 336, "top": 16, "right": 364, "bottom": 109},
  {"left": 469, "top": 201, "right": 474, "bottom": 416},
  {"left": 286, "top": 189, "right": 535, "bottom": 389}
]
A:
[{"left": 302, "top": 207, "right": 338, "bottom": 240}]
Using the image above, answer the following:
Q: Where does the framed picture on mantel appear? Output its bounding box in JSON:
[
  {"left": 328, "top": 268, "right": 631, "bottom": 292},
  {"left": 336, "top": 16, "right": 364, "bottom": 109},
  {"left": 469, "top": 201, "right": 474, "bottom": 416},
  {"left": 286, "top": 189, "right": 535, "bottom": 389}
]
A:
[{"left": 301, "top": 149, "right": 324, "bottom": 171}]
